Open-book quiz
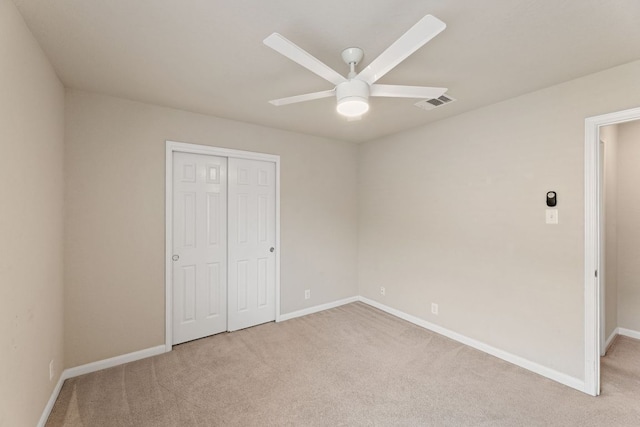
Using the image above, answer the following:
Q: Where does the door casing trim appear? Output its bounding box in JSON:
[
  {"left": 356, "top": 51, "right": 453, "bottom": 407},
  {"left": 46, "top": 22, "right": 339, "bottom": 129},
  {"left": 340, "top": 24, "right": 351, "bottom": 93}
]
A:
[
  {"left": 165, "top": 140, "right": 281, "bottom": 351},
  {"left": 584, "top": 106, "right": 640, "bottom": 396}
]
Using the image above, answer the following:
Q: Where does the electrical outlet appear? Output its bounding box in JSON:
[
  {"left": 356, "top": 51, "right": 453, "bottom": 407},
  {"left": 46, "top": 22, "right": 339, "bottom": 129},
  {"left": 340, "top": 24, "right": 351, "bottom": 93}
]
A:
[
  {"left": 49, "top": 360, "right": 54, "bottom": 381},
  {"left": 304, "top": 289, "right": 310, "bottom": 300},
  {"left": 431, "top": 303, "right": 439, "bottom": 315},
  {"left": 380, "top": 287, "right": 386, "bottom": 296}
]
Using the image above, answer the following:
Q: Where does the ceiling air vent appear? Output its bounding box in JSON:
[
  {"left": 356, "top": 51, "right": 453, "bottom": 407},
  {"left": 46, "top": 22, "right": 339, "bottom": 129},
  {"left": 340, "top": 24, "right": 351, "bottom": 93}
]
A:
[{"left": 415, "top": 94, "right": 457, "bottom": 111}]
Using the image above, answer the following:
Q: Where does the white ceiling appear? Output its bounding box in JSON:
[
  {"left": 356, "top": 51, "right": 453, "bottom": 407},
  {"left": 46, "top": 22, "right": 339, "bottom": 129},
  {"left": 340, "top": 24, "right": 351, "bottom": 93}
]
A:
[{"left": 13, "top": 0, "right": 640, "bottom": 143}]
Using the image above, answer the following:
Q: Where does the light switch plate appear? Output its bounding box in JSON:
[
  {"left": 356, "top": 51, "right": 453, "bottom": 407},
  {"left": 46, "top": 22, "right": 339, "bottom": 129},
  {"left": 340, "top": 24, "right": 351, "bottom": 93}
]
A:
[{"left": 546, "top": 209, "right": 558, "bottom": 224}]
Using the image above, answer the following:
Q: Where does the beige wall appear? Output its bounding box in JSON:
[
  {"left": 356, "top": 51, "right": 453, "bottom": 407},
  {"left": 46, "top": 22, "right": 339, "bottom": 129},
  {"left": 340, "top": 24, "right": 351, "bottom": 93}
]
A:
[
  {"left": 358, "top": 59, "right": 640, "bottom": 380},
  {"left": 601, "top": 124, "right": 618, "bottom": 341},
  {"left": 0, "top": 0, "right": 65, "bottom": 425},
  {"left": 616, "top": 120, "right": 640, "bottom": 332},
  {"left": 64, "top": 90, "right": 358, "bottom": 367}
]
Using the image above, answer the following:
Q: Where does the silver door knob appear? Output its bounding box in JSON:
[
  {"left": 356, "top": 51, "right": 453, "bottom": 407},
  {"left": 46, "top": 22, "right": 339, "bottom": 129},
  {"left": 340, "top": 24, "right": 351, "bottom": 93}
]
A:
[
  {"left": 172, "top": 255, "right": 179, "bottom": 261},
  {"left": 270, "top": 247, "right": 275, "bottom": 253}
]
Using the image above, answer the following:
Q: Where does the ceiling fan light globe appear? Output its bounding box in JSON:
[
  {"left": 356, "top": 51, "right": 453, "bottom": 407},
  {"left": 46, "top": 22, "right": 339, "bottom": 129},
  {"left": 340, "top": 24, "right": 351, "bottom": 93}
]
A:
[
  {"left": 336, "top": 79, "right": 370, "bottom": 117},
  {"left": 337, "top": 97, "right": 369, "bottom": 117}
]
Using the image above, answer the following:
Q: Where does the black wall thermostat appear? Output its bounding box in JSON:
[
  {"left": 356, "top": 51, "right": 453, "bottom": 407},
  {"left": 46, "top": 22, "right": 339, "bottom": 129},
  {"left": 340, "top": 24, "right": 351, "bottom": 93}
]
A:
[{"left": 546, "top": 191, "right": 557, "bottom": 207}]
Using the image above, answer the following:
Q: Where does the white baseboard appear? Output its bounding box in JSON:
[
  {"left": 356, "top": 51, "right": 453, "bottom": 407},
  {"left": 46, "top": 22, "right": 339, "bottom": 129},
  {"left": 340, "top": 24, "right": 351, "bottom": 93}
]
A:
[
  {"left": 278, "top": 296, "right": 359, "bottom": 322},
  {"left": 37, "top": 372, "right": 67, "bottom": 427},
  {"left": 38, "top": 345, "right": 167, "bottom": 427},
  {"left": 358, "top": 296, "right": 585, "bottom": 393},
  {"left": 63, "top": 345, "right": 166, "bottom": 379},
  {"left": 604, "top": 329, "right": 618, "bottom": 354},
  {"left": 618, "top": 327, "right": 640, "bottom": 340}
]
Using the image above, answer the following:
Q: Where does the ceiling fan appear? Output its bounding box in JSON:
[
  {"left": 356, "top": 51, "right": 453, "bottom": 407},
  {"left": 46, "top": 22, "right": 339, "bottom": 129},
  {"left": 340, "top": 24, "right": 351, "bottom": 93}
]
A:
[{"left": 264, "top": 14, "right": 447, "bottom": 119}]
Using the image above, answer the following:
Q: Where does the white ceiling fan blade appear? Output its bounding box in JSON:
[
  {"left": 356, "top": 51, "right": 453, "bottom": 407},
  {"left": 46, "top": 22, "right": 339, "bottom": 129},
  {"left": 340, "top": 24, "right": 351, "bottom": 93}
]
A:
[
  {"left": 268, "top": 89, "right": 335, "bottom": 106},
  {"left": 370, "top": 84, "right": 447, "bottom": 99},
  {"left": 357, "top": 15, "right": 446, "bottom": 85},
  {"left": 264, "top": 33, "right": 347, "bottom": 86}
]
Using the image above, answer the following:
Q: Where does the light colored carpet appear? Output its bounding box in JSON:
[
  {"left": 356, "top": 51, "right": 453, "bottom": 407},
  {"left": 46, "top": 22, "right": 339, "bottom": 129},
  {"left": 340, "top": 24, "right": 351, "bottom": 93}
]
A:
[{"left": 46, "top": 302, "right": 640, "bottom": 426}]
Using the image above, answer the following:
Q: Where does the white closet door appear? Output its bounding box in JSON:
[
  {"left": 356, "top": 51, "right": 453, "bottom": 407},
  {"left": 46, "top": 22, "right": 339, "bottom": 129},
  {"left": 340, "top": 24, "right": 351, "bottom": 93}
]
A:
[
  {"left": 172, "top": 152, "right": 227, "bottom": 344},
  {"left": 227, "top": 158, "right": 277, "bottom": 331}
]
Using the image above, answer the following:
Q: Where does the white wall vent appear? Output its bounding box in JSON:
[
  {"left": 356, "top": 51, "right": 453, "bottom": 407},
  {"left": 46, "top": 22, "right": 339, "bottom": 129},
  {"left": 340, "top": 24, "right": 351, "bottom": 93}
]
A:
[{"left": 415, "top": 94, "right": 456, "bottom": 111}]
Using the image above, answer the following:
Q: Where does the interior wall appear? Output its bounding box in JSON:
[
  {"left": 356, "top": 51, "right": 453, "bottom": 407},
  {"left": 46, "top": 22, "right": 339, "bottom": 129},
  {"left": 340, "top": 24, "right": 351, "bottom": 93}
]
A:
[
  {"left": 64, "top": 90, "right": 358, "bottom": 368},
  {"left": 600, "top": 124, "right": 619, "bottom": 342},
  {"left": 358, "top": 59, "right": 640, "bottom": 380},
  {"left": 616, "top": 120, "right": 640, "bottom": 333},
  {"left": 0, "top": 0, "right": 65, "bottom": 425}
]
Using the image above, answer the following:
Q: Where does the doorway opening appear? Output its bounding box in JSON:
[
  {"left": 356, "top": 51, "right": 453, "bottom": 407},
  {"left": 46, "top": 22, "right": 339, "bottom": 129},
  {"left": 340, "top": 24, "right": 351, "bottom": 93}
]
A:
[
  {"left": 584, "top": 106, "right": 640, "bottom": 396},
  {"left": 165, "top": 141, "right": 281, "bottom": 351}
]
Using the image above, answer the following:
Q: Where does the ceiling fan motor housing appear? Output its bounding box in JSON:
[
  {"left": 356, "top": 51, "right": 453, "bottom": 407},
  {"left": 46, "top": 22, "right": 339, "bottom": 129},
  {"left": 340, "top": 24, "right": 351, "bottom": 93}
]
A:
[{"left": 336, "top": 79, "right": 370, "bottom": 117}]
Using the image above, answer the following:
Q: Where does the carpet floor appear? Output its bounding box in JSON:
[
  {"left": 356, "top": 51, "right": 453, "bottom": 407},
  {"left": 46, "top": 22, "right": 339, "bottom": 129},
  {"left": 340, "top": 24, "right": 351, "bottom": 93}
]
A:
[{"left": 46, "top": 302, "right": 640, "bottom": 426}]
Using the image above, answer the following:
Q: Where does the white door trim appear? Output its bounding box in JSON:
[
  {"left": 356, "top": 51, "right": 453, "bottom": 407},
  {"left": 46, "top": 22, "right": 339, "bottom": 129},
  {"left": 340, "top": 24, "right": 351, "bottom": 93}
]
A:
[
  {"left": 584, "top": 106, "right": 640, "bottom": 396},
  {"left": 165, "top": 140, "right": 281, "bottom": 351}
]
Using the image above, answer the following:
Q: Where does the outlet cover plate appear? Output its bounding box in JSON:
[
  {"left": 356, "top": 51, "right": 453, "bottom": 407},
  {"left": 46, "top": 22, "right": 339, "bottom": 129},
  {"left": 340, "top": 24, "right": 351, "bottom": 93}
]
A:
[{"left": 431, "top": 303, "right": 439, "bottom": 315}]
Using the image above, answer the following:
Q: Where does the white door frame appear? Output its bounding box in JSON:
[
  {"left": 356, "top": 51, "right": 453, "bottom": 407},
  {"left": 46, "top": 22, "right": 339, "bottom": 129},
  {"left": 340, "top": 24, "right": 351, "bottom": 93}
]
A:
[
  {"left": 584, "top": 106, "right": 640, "bottom": 396},
  {"left": 165, "top": 140, "right": 281, "bottom": 351}
]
